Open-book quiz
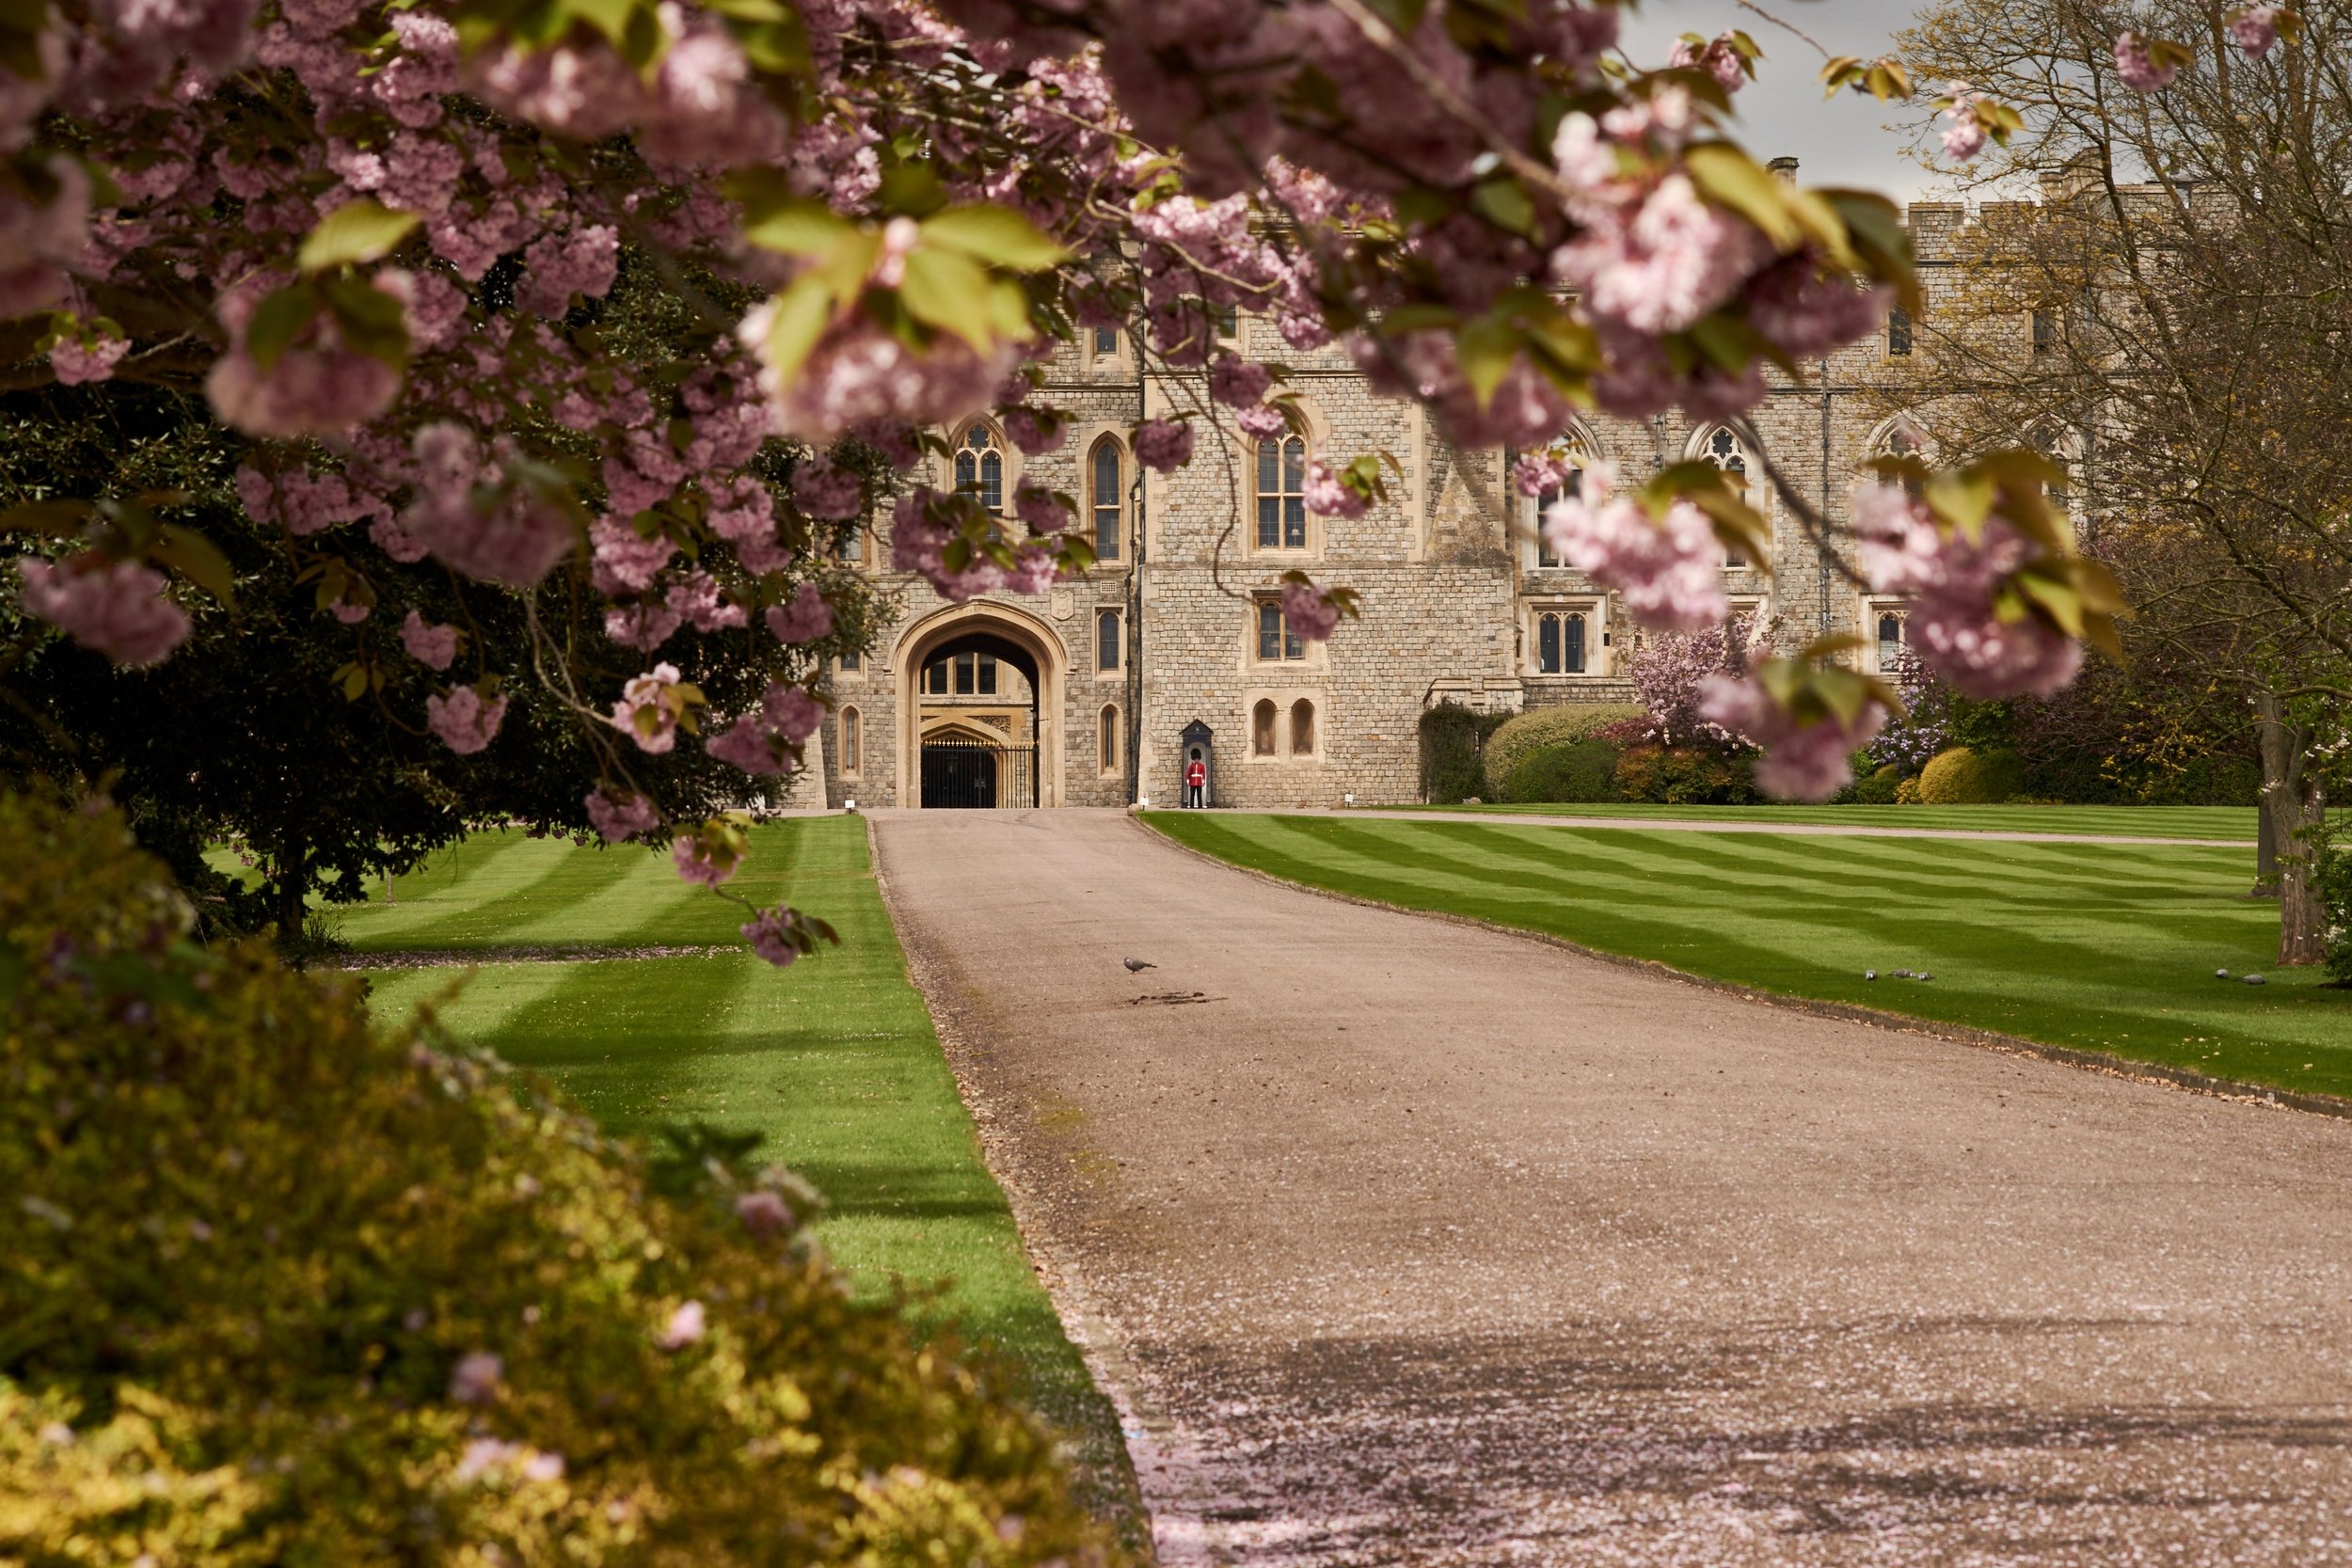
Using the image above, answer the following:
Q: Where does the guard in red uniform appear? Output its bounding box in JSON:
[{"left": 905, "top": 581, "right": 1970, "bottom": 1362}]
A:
[{"left": 1184, "top": 756, "right": 1207, "bottom": 809}]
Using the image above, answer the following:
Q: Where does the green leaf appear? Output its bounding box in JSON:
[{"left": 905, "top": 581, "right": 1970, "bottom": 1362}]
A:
[
  {"left": 1454, "top": 317, "right": 1517, "bottom": 411},
  {"left": 244, "top": 284, "right": 318, "bottom": 373},
  {"left": 1924, "top": 469, "right": 1996, "bottom": 537},
  {"left": 898, "top": 246, "right": 994, "bottom": 347},
  {"left": 1468, "top": 176, "right": 1537, "bottom": 239},
  {"left": 739, "top": 198, "right": 848, "bottom": 257},
  {"left": 0, "top": 499, "right": 92, "bottom": 535},
  {"left": 151, "top": 526, "right": 236, "bottom": 609},
  {"left": 1682, "top": 143, "right": 1801, "bottom": 251},
  {"left": 919, "top": 204, "right": 1069, "bottom": 273},
  {"left": 298, "top": 198, "right": 421, "bottom": 274},
  {"left": 322, "top": 277, "right": 411, "bottom": 369},
  {"left": 757, "top": 276, "right": 833, "bottom": 388}
]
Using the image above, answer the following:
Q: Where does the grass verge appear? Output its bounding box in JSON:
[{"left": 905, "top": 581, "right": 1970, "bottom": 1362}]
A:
[
  {"left": 1141, "top": 811, "right": 2349, "bottom": 1102},
  {"left": 1384, "top": 802, "right": 2256, "bottom": 840},
  {"left": 342, "top": 818, "right": 1142, "bottom": 1540}
]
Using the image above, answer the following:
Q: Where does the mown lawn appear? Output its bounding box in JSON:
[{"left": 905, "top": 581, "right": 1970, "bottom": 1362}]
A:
[
  {"left": 1143, "top": 812, "right": 2351, "bottom": 1101},
  {"left": 1389, "top": 801, "right": 2256, "bottom": 841},
  {"left": 340, "top": 818, "right": 1136, "bottom": 1528}
]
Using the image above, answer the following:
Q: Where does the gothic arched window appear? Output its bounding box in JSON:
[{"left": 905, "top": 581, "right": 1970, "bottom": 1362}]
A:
[
  {"left": 1699, "top": 427, "right": 1755, "bottom": 567},
  {"left": 1290, "top": 699, "right": 1316, "bottom": 755},
  {"left": 1090, "top": 439, "right": 1123, "bottom": 562},
  {"left": 1097, "top": 609, "right": 1121, "bottom": 673},
  {"left": 954, "top": 424, "right": 1004, "bottom": 513},
  {"left": 1876, "top": 612, "right": 1904, "bottom": 672},
  {"left": 1256, "top": 435, "right": 1307, "bottom": 549},
  {"left": 1099, "top": 705, "right": 1120, "bottom": 772},
  {"left": 1535, "top": 610, "right": 1588, "bottom": 675},
  {"left": 839, "top": 705, "right": 862, "bottom": 776}
]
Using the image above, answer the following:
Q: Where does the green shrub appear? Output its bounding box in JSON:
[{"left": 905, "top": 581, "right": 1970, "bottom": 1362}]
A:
[
  {"left": 1500, "top": 739, "right": 1623, "bottom": 804},
  {"left": 0, "top": 791, "right": 1107, "bottom": 1568},
  {"left": 1851, "top": 763, "right": 1902, "bottom": 805},
  {"left": 1482, "top": 704, "right": 1644, "bottom": 793},
  {"left": 1418, "top": 703, "right": 1507, "bottom": 803},
  {"left": 1612, "top": 745, "right": 1759, "bottom": 805},
  {"left": 1895, "top": 776, "right": 1923, "bottom": 804},
  {"left": 1918, "top": 746, "right": 2027, "bottom": 804},
  {"left": 2317, "top": 815, "right": 2352, "bottom": 987}
]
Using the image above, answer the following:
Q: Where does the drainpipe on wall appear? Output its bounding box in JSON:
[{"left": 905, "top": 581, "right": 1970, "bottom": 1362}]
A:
[
  {"left": 1123, "top": 356, "right": 1147, "bottom": 805},
  {"left": 1818, "top": 356, "right": 1833, "bottom": 639}
]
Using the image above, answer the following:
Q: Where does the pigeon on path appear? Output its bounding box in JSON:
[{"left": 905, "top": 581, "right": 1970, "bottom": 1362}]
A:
[{"left": 1123, "top": 957, "right": 1156, "bottom": 973}]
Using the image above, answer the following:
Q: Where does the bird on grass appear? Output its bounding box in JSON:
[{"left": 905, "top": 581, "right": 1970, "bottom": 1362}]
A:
[{"left": 1123, "top": 958, "right": 1156, "bottom": 974}]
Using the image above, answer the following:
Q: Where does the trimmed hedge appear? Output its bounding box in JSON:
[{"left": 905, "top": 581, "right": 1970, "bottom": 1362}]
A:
[
  {"left": 1418, "top": 703, "right": 1509, "bottom": 803},
  {"left": 1918, "top": 746, "right": 2027, "bottom": 804},
  {"left": 1500, "top": 738, "right": 1623, "bottom": 804},
  {"left": 1613, "top": 746, "right": 1759, "bottom": 805},
  {"left": 1481, "top": 704, "right": 1644, "bottom": 793},
  {"left": 1851, "top": 762, "right": 1903, "bottom": 805},
  {"left": 0, "top": 792, "right": 1109, "bottom": 1568}
]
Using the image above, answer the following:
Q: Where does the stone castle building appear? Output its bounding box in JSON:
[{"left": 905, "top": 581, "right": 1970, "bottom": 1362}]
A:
[{"left": 817, "top": 198, "right": 1977, "bottom": 811}]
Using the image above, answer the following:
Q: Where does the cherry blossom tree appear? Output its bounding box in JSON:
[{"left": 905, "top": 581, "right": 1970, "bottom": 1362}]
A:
[{"left": 0, "top": 0, "right": 2210, "bottom": 958}]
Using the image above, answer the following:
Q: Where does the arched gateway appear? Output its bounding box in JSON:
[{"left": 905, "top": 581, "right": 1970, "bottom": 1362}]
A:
[{"left": 893, "top": 602, "right": 1069, "bottom": 809}]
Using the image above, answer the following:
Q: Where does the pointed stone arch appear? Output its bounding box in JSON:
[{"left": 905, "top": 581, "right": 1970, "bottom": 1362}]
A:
[{"left": 893, "top": 599, "right": 1070, "bottom": 808}]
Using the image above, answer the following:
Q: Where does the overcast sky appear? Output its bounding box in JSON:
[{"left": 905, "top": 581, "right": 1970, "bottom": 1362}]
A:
[{"left": 1615, "top": 1, "right": 1943, "bottom": 206}]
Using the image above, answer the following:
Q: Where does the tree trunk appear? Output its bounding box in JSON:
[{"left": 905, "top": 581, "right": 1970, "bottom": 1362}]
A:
[
  {"left": 2255, "top": 691, "right": 2326, "bottom": 966},
  {"left": 2249, "top": 798, "right": 2279, "bottom": 898},
  {"left": 269, "top": 832, "right": 310, "bottom": 940}
]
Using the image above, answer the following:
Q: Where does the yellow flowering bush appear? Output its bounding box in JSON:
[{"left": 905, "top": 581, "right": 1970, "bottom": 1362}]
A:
[{"left": 0, "top": 791, "right": 1110, "bottom": 1567}]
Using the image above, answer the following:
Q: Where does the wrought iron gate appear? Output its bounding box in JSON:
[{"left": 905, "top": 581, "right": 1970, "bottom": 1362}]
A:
[{"left": 921, "top": 740, "right": 1038, "bottom": 809}]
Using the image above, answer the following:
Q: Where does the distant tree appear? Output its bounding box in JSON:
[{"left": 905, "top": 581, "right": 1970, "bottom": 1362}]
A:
[
  {"left": 0, "top": 363, "right": 886, "bottom": 938},
  {"left": 1895, "top": 0, "right": 2352, "bottom": 961}
]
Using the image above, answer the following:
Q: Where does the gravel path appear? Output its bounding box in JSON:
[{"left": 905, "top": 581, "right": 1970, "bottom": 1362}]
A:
[{"left": 871, "top": 809, "right": 2352, "bottom": 1567}]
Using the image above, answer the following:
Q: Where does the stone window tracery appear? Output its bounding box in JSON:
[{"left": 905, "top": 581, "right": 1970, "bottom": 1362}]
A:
[
  {"left": 1256, "top": 436, "right": 1308, "bottom": 550},
  {"left": 954, "top": 424, "right": 1005, "bottom": 513}
]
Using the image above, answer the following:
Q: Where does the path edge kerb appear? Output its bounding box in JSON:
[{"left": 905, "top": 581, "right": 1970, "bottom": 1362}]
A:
[
  {"left": 858, "top": 813, "right": 1164, "bottom": 1565},
  {"left": 1131, "top": 814, "right": 2352, "bottom": 1125}
]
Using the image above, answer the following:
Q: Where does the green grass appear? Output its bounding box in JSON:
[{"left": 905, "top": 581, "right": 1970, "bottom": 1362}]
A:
[
  {"left": 342, "top": 820, "right": 1136, "bottom": 1529},
  {"left": 1387, "top": 801, "right": 2257, "bottom": 841},
  {"left": 1143, "top": 812, "right": 2351, "bottom": 1101}
]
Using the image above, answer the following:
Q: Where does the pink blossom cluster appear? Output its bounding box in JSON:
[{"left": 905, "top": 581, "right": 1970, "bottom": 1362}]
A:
[
  {"left": 1301, "top": 461, "right": 1366, "bottom": 521},
  {"left": 205, "top": 277, "right": 405, "bottom": 439},
  {"left": 1014, "top": 481, "right": 1070, "bottom": 533},
  {"left": 766, "top": 580, "right": 834, "bottom": 644},
  {"left": 1511, "top": 451, "right": 1577, "bottom": 499},
  {"left": 2113, "top": 33, "right": 2179, "bottom": 92},
  {"left": 1853, "top": 483, "right": 2084, "bottom": 699},
  {"left": 400, "top": 423, "right": 577, "bottom": 590},
  {"left": 237, "top": 465, "right": 387, "bottom": 538},
  {"left": 1350, "top": 328, "right": 1571, "bottom": 449},
  {"left": 671, "top": 833, "right": 735, "bottom": 887},
  {"left": 426, "top": 685, "right": 508, "bottom": 755},
  {"left": 1133, "top": 420, "right": 1194, "bottom": 472},
  {"left": 707, "top": 681, "right": 823, "bottom": 777},
  {"left": 1279, "top": 579, "right": 1342, "bottom": 642},
  {"left": 1540, "top": 465, "right": 1728, "bottom": 634},
  {"left": 2230, "top": 7, "right": 2282, "bottom": 57},
  {"left": 790, "top": 455, "right": 865, "bottom": 521},
  {"left": 455, "top": 1438, "right": 565, "bottom": 1485},
  {"left": 49, "top": 330, "right": 129, "bottom": 385},
  {"left": 609, "top": 662, "right": 687, "bottom": 754},
  {"left": 15, "top": 555, "right": 190, "bottom": 666},
  {"left": 585, "top": 787, "right": 660, "bottom": 844},
  {"left": 655, "top": 1299, "right": 706, "bottom": 1349},
  {"left": 1938, "top": 87, "right": 1990, "bottom": 162},
  {"left": 399, "top": 610, "right": 458, "bottom": 671},
  {"left": 1697, "top": 673, "right": 1887, "bottom": 802},
  {"left": 1667, "top": 32, "right": 1748, "bottom": 93},
  {"left": 740, "top": 905, "right": 812, "bottom": 969}
]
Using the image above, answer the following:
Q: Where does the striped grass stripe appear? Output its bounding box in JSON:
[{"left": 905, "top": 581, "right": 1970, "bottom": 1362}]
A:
[
  {"left": 342, "top": 817, "right": 1136, "bottom": 1532},
  {"left": 1144, "top": 812, "right": 2349, "bottom": 1102}
]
